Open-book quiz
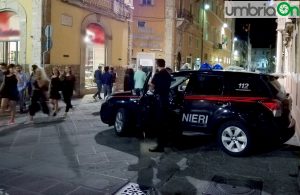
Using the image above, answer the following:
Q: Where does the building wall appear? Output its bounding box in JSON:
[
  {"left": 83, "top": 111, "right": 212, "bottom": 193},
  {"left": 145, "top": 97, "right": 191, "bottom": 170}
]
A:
[
  {"left": 131, "top": 0, "right": 234, "bottom": 70},
  {"left": 48, "top": 0, "right": 131, "bottom": 95},
  {"left": 204, "top": 1, "right": 233, "bottom": 67},
  {"left": 131, "top": 0, "right": 166, "bottom": 60},
  {"left": 276, "top": 18, "right": 300, "bottom": 145},
  {"left": 0, "top": 0, "right": 42, "bottom": 67}
]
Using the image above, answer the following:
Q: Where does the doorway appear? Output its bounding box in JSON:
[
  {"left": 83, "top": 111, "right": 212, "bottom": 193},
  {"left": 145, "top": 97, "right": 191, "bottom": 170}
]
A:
[{"left": 84, "top": 23, "right": 106, "bottom": 88}]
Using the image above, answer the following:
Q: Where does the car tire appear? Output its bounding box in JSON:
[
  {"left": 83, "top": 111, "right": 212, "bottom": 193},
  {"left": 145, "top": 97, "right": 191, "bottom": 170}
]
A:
[
  {"left": 114, "top": 108, "right": 129, "bottom": 136},
  {"left": 217, "top": 121, "right": 252, "bottom": 157}
]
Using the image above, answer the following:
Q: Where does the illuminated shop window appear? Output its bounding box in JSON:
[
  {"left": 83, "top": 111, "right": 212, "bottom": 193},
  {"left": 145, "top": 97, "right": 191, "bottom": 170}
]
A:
[
  {"left": 0, "top": 11, "right": 20, "bottom": 64},
  {"left": 84, "top": 23, "right": 106, "bottom": 88}
]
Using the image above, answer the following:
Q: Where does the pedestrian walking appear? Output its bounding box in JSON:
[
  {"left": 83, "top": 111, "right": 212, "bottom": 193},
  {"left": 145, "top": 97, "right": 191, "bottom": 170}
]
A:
[
  {"left": 148, "top": 59, "right": 172, "bottom": 153},
  {"left": 60, "top": 66, "right": 75, "bottom": 117},
  {"left": 101, "top": 66, "right": 113, "bottom": 99},
  {"left": 0, "top": 64, "right": 19, "bottom": 125},
  {"left": 110, "top": 67, "right": 117, "bottom": 93},
  {"left": 0, "top": 63, "right": 8, "bottom": 108},
  {"left": 124, "top": 67, "right": 134, "bottom": 91},
  {"left": 134, "top": 65, "right": 147, "bottom": 96},
  {"left": 49, "top": 67, "right": 61, "bottom": 116},
  {"left": 93, "top": 65, "right": 103, "bottom": 100},
  {"left": 28, "top": 68, "right": 50, "bottom": 122},
  {"left": 15, "top": 65, "right": 28, "bottom": 113}
]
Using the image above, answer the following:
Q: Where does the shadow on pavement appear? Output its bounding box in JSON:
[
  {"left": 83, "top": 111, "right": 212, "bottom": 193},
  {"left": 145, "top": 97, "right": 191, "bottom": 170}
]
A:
[{"left": 94, "top": 128, "right": 300, "bottom": 194}]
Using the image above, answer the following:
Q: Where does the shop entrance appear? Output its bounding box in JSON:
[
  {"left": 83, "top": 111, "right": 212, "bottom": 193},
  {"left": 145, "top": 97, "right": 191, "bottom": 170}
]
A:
[
  {"left": 0, "top": 11, "right": 20, "bottom": 64},
  {"left": 84, "top": 23, "right": 106, "bottom": 88}
]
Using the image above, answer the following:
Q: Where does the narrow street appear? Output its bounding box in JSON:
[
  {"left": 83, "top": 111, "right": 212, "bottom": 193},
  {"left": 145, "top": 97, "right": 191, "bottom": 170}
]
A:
[{"left": 0, "top": 95, "right": 299, "bottom": 195}]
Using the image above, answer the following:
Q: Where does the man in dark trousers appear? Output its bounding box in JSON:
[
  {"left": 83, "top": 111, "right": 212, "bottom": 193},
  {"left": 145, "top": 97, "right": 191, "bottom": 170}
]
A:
[
  {"left": 149, "top": 59, "right": 172, "bottom": 153},
  {"left": 101, "top": 66, "right": 113, "bottom": 99},
  {"left": 93, "top": 66, "right": 103, "bottom": 100}
]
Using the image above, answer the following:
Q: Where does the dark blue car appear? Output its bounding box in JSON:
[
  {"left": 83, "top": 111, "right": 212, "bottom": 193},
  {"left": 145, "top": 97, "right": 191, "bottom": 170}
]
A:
[{"left": 100, "top": 70, "right": 295, "bottom": 156}]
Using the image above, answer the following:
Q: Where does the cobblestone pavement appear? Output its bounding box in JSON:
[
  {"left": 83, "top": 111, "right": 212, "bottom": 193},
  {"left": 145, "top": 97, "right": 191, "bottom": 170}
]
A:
[{"left": 0, "top": 95, "right": 300, "bottom": 195}]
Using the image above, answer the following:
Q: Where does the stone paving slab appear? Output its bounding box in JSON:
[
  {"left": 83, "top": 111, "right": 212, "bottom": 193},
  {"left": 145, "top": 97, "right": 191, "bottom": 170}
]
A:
[
  {"left": 41, "top": 182, "right": 78, "bottom": 195},
  {"left": 4, "top": 174, "right": 59, "bottom": 193}
]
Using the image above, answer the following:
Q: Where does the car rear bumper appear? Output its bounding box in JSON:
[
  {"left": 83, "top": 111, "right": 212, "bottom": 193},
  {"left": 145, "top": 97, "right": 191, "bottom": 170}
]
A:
[
  {"left": 254, "top": 116, "right": 295, "bottom": 144},
  {"left": 279, "top": 117, "right": 295, "bottom": 143}
]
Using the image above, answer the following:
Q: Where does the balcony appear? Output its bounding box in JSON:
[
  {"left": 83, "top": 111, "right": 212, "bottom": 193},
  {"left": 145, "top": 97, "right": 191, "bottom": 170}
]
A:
[{"left": 62, "top": 0, "right": 132, "bottom": 22}]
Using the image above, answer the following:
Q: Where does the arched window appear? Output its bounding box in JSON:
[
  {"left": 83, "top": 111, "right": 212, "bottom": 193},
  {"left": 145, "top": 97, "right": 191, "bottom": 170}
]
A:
[
  {"left": 84, "top": 23, "right": 106, "bottom": 88},
  {"left": 0, "top": 11, "right": 20, "bottom": 64}
]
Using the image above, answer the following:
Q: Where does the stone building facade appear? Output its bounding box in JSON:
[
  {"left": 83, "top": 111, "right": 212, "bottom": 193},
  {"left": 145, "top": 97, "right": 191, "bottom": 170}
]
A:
[
  {"left": 44, "top": 0, "right": 133, "bottom": 95},
  {"left": 276, "top": 17, "right": 300, "bottom": 143},
  {"left": 0, "top": 0, "right": 43, "bottom": 67},
  {"left": 131, "top": 0, "right": 235, "bottom": 71},
  {"left": 1, "top": 0, "right": 133, "bottom": 96}
]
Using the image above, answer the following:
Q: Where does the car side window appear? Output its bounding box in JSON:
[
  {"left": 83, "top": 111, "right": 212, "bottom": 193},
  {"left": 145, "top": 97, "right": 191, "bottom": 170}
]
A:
[
  {"left": 225, "top": 75, "right": 269, "bottom": 97},
  {"left": 186, "top": 74, "right": 224, "bottom": 95}
]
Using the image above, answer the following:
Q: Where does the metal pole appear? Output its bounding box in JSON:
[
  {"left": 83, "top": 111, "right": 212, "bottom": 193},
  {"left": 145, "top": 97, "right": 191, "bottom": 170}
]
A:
[
  {"left": 201, "top": 1, "right": 205, "bottom": 64},
  {"left": 42, "top": 51, "right": 48, "bottom": 68}
]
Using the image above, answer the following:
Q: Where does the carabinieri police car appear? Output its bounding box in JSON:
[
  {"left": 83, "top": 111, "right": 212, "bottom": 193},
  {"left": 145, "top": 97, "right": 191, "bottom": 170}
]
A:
[{"left": 100, "top": 70, "right": 295, "bottom": 156}]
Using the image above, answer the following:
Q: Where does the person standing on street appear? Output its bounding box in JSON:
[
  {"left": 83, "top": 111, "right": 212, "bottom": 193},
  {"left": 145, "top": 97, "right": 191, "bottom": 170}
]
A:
[
  {"left": 124, "top": 67, "right": 134, "bottom": 92},
  {"left": 101, "top": 66, "right": 113, "bottom": 99},
  {"left": 134, "top": 65, "right": 146, "bottom": 96},
  {"left": 93, "top": 65, "right": 103, "bottom": 100},
  {"left": 148, "top": 59, "right": 172, "bottom": 153},
  {"left": 110, "top": 67, "right": 117, "bottom": 93},
  {"left": 0, "top": 64, "right": 19, "bottom": 125},
  {"left": 60, "top": 66, "right": 76, "bottom": 117},
  {"left": 15, "top": 65, "right": 28, "bottom": 113}
]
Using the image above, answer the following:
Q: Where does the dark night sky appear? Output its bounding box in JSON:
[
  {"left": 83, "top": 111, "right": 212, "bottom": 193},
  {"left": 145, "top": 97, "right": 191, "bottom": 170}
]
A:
[{"left": 235, "top": 18, "right": 277, "bottom": 48}]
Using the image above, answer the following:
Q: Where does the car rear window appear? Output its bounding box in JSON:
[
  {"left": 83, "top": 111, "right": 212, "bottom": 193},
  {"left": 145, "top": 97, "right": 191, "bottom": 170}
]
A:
[{"left": 224, "top": 75, "right": 270, "bottom": 97}]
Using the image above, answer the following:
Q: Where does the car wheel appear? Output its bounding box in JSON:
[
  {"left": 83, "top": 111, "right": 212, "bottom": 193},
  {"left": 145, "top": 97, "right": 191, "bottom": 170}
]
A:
[
  {"left": 217, "top": 121, "right": 252, "bottom": 157},
  {"left": 114, "top": 108, "right": 128, "bottom": 136}
]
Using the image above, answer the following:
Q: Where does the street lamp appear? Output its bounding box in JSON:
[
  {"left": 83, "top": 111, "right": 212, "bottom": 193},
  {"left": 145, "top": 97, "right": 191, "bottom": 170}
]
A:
[
  {"left": 201, "top": 3, "right": 210, "bottom": 64},
  {"left": 204, "top": 4, "right": 210, "bottom": 10},
  {"left": 223, "top": 23, "right": 228, "bottom": 28}
]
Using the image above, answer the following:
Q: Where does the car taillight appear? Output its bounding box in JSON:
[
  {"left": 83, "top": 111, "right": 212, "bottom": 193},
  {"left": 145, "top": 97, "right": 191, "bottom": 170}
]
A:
[{"left": 261, "top": 100, "right": 282, "bottom": 117}]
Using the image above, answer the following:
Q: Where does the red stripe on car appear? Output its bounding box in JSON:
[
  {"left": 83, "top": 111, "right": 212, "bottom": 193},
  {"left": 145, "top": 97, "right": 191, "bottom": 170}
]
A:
[{"left": 184, "top": 95, "right": 269, "bottom": 103}]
